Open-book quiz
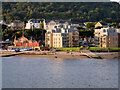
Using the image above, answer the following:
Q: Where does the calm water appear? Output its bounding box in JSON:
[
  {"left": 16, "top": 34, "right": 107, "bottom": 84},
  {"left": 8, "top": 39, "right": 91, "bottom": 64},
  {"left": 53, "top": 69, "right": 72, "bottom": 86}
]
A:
[{"left": 2, "top": 57, "right": 118, "bottom": 88}]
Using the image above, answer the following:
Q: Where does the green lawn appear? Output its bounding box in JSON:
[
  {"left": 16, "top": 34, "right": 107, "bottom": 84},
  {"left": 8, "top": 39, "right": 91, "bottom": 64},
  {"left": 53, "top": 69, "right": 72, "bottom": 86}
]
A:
[
  {"left": 88, "top": 47, "right": 120, "bottom": 50},
  {"left": 109, "top": 47, "right": 120, "bottom": 50},
  {"left": 88, "top": 47, "right": 106, "bottom": 50},
  {"left": 54, "top": 47, "right": 81, "bottom": 50}
]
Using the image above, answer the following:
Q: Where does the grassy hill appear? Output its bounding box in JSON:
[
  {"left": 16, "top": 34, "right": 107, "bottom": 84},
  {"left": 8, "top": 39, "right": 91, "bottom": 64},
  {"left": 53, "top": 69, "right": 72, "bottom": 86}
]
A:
[{"left": 2, "top": 2, "right": 120, "bottom": 23}]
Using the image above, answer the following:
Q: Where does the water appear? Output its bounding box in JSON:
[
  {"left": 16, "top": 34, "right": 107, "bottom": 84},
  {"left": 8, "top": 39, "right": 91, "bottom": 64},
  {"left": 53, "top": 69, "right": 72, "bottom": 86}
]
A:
[{"left": 2, "top": 57, "right": 118, "bottom": 88}]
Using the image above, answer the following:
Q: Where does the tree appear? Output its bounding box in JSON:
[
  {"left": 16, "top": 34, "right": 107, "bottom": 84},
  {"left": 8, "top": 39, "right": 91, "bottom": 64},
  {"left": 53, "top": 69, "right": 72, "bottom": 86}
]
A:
[
  {"left": 86, "top": 22, "right": 95, "bottom": 29},
  {"left": 40, "top": 22, "right": 44, "bottom": 29},
  {"left": 2, "top": 24, "right": 7, "bottom": 31}
]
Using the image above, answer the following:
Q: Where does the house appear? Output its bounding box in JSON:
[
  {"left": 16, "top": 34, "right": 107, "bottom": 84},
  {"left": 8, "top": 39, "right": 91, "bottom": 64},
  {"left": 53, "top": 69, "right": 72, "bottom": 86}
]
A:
[
  {"left": 25, "top": 19, "right": 43, "bottom": 29},
  {"left": 94, "top": 27, "right": 119, "bottom": 47},
  {"left": 95, "top": 22, "right": 108, "bottom": 28},
  {"left": 43, "top": 19, "right": 72, "bottom": 32},
  {"left": 13, "top": 36, "right": 39, "bottom": 47},
  {"left": 10, "top": 20, "right": 24, "bottom": 30}
]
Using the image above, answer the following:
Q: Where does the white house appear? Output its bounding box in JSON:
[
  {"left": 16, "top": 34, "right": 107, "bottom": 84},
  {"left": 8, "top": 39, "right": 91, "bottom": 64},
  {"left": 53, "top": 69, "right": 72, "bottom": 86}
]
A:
[{"left": 25, "top": 19, "right": 43, "bottom": 29}]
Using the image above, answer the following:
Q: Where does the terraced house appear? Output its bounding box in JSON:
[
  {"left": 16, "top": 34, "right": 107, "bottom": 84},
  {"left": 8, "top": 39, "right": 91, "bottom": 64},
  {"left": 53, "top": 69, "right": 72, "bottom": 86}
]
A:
[{"left": 44, "top": 20, "right": 79, "bottom": 47}]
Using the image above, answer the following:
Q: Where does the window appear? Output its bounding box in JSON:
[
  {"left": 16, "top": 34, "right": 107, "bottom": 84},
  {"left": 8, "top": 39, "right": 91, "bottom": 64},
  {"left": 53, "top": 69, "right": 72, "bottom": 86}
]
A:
[
  {"left": 113, "top": 38, "right": 114, "bottom": 40},
  {"left": 54, "top": 26, "right": 57, "bottom": 28},
  {"left": 113, "top": 41, "right": 114, "bottom": 44},
  {"left": 50, "top": 23, "right": 55, "bottom": 25},
  {"left": 103, "top": 29, "right": 106, "bottom": 32}
]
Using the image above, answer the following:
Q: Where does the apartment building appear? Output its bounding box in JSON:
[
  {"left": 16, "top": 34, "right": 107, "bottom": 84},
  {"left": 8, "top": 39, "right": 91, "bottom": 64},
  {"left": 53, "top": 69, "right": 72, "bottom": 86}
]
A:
[
  {"left": 94, "top": 27, "right": 119, "bottom": 47},
  {"left": 25, "top": 19, "right": 43, "bottom": 29},
  {"left": 10, "top": 20, "right": 24, "bottom": 30},
  {"left": 116, "top": 28, "right": 120, "bottom": 47},
  {"left": 69, "top": 31, "right": 79, "bottom": 47},
  {"left": 45, "top": 20, "right": 79, "bottom": 47},
  {"left": 45, "top": 33, "right": 69, "bottom": 47}
]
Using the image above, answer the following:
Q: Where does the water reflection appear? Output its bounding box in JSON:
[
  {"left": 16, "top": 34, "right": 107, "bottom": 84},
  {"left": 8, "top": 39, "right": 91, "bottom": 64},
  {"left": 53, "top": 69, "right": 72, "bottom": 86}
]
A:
[{"left": 2, "top": 57, "right": 118, "bottom": 88}]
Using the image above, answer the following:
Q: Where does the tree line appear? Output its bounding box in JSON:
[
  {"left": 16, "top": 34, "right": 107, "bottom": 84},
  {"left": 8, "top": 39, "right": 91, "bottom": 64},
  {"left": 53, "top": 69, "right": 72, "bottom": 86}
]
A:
[{"left": 2, "top": 2, "right": 120, "bottom": 23}]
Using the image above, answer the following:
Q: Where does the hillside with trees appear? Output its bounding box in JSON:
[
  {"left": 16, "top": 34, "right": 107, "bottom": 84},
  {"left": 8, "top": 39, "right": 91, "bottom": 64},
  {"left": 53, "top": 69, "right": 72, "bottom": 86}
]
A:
[{"left": 2, "top": 2, "right": 120, "bottom": 23}]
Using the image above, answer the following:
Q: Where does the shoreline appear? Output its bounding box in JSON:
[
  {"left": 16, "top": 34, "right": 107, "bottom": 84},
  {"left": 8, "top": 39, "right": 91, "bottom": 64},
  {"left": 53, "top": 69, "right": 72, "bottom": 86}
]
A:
[
  {"left": 15, "top": 54, "right": 89, "bottom": 59},
  {"left": 1, "top": 50, "right": 119, "bottom": 59}
]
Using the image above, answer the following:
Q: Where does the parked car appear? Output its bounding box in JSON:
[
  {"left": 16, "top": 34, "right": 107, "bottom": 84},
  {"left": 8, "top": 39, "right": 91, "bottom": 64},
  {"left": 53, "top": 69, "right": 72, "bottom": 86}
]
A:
[{"left": 15, "top": 48, "right": 20, "bottom": 52}]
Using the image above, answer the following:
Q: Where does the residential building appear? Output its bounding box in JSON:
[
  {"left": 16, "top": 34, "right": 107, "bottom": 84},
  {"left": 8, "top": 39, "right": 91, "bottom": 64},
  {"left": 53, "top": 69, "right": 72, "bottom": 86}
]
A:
[
  {"left": 14, "top": 36, "right": 39, "bottom": 47},
  {"left": 94, "top": 27, "right": 119, "bottom": 47},
  {"left": 116, "top": 28, "right": 120, "bottom": 47},
  {"left": 45, "top": 33, "right": 69, "bottom": 47},
  {"left": 68, "top": 31, "right": 79, "bottom": 47},
  {"left": 45, "top": 20, "right": 79, "bottom": 47},
  {"left": 25, "top": 19, "right": 43, "bottom": 29},
  {"left": 43, "top": 19, "right": 72, "bottom": 32},
  {"left": 95, "top": 22, "right": 108, "bottom": 28},
  {"left": 10, "top": 20, "right": 24, "bottom": 30}
]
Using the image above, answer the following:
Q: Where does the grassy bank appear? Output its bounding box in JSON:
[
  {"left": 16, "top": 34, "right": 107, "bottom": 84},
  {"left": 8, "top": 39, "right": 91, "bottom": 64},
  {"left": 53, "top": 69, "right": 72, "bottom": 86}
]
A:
[
  {"left": 88, "top": 47, "right": 120, "bottom": 50},
  {"left": 54, "top": 46, "right": 83, "bottom": 52},
  {"left": 55, "top": 46, "right": 83, "bottom": 50}
]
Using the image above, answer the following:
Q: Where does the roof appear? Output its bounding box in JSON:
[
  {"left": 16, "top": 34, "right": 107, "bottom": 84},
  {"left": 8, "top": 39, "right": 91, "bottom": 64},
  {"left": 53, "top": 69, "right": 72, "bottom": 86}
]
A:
[
  {"left": 44, "top": 19, "right": 72, "bottom": 24},
  {"left": 99, "top": 22, "right": 108, "bottom": 26},
  {"left": 29, "top": 19, "right": 43, "bottom": 23},
  {"left": 12, "top": 20, "right": 23, "bottom": 23}
]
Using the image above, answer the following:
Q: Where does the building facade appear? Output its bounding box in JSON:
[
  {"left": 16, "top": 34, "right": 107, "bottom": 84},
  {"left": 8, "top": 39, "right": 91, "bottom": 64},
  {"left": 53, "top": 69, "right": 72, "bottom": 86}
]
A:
[
  {"left": 45, "top": 20, "right": 79, "bottom": 47},
  {"left": 116, "top": 28, "right": 120, "bottom": 47},
  {"left": 45, "top": 33, "right": 69, "bottom": 47},
  {"left": 10, "top": 20, "right": 24, "bottom": 30},
  {"left": 14, "top": 36, "right": 39, "bottom": 47},
  {"left": 94, "top": 27, "right": 119, "bottom": 47},
  {"left": 25, "top": 19, "right": 43, "bottom": 29}
]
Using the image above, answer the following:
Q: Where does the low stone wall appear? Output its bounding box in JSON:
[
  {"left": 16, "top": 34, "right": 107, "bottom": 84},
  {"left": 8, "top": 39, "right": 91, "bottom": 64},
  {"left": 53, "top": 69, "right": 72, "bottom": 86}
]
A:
[{"left": 23, "top": 51, "right": 54, "bottom": 55}]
